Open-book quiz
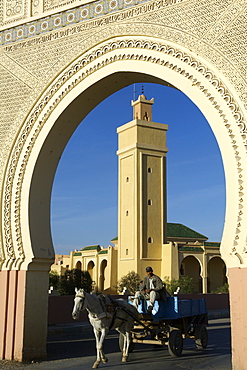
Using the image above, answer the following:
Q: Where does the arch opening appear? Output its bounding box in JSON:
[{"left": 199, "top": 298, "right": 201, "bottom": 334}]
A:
[
  {"left": 87, "top": 260, "right": 95, "bottom": 281},
  {"left": 9, "top": 43, "right": 242, "bottom": 273},
  {"left": 75, "top": 261, "right": 82, "bottom": 270},
  {"left": 99, "top": 259, "right": 107, "bottom": 292},
  {"left": 50, "top": 81, "right": 226, "bottom": 258},
  {"left": 207, "top": 256, "right": 227, "bottom": 293},
  {"left": 180, "top": 256, "right": 202, "bottom": 293}
]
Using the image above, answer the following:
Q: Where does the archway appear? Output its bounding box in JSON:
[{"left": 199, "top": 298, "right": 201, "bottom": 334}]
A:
[
  {"left": 5, "top": 40, "right": 244, "bottom": 272},
  {"left": 87, "top": 261, "right": 95, "bottom": 281},
  {"left": 207, "top": 257, "right": 227, "bottom": 293},
  {"left": 9, "top": 41, "right": 244, "bottom": 272},
  {"left": 75, "top": 261, "right": 82, "bottom": 270},
  {"left": 1, "top": 36, "right": 247, "bottom": 362},
  {"left": 180, "top": 256, "right": 202, "bottom": 293},
  {"left": 99, "top": 260, "right": 107, "bottom": 292}
]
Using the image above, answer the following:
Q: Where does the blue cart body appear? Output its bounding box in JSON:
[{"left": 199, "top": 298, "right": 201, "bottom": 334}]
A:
[
  {"left": 129, "top": 296, "right": 208, "bottom": 322},
  {"left": 126, "top": 296, "right": 208, "bottom": 355}
]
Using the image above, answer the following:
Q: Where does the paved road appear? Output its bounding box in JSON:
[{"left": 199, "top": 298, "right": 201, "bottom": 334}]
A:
[{"left": 1, "top": 318, "right": 231, "bottom": 369}]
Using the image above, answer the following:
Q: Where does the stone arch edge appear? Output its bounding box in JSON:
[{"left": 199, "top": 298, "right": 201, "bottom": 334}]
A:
[
  {"left": 2, "top": 35, "right": 247, "bottom": 272},
  {"left": 180, "top": 254, "right": 203, "bottom": 272}
]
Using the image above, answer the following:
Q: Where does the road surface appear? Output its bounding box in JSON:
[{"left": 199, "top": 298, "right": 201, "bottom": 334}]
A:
[{"left": 1, "top": 318, "right": 231, "bottom": 369}]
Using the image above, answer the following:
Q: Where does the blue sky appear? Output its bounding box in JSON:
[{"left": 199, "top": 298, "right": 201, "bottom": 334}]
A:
[{"left": 51, "top": 83, "right": 226, "bottom": 255}]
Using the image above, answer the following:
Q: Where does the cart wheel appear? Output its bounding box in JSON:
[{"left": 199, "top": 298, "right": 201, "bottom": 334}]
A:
[
  {"left": 119, "top": 333, "right": 135, "bottom": 353},
  {"left": 195, "top": 325, "right": 208, "bottom": 349},
  {"left": 168, "top": 330, "right": 183, "bottom": 357}
]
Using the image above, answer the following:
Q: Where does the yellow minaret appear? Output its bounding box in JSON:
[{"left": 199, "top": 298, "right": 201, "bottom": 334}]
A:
[{"left": 117, "top": 94, "right": 168, "bottom": 279}]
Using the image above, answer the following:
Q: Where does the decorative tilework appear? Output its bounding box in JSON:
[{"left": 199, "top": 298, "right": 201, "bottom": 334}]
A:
[{"left": 0, "top": 0, "right": 158, "bottom": 45}]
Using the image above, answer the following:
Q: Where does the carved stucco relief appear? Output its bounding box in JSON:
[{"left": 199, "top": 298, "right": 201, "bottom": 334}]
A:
[
  {"left": 44, "top": 0, "right": 80, "bottom": 12},
  {"left": 1, "top": 35, "right": 247, "bottom": 269},
  {"left": 1, "top": 13, "right": 246, "bottom": 183},
  {"left": 4, "top": 0, "right": 24, "bottom": 18},
  {"left": 0, "top": 0, "right": 27, "bottom": 27},
  {"left": 0, "top": 0, "right": 183, "bottom": 27},
  {"left": 31, "top": 0, "right": 43, "bottom": 17},
  {"left": 0, "top": 0, "right": 247, "bottom": 267},
  {"left": 1, "top": 0, "right": 246, "bottom": 105}
]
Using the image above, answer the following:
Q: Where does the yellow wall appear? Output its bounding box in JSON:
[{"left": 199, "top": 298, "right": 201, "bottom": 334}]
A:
[
  {"left": 119, "top": 154, "right": 135, "bottom": 261},
  {"left": 117, "top": 112, "right": 168, "bottom": 280}
]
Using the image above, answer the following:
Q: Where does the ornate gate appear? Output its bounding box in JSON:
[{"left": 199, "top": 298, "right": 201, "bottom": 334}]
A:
[{"left": 0, "top": 0, "right": 246, "bottom": 367}]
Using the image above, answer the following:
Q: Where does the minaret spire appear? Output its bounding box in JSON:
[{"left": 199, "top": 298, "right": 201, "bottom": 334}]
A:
[{"left": 131, "top": 94, "right": 154, "bottom": 121}]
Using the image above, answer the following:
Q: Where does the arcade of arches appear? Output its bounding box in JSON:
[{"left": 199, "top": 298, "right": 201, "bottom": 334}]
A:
[
  {"left": 52, "top": 225, "right": 227, "bottom": 295},
  {"left": 1, "top": 0, "right": 247, "bottom": 369}
]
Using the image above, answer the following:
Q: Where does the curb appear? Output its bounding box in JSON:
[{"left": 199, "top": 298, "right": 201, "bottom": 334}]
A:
[
  {"left": 48, "top": 309, "right": 230, "bottom": 336},
  {"left": 48, "top": 322, "right": 92, "bottom": 336},
  {"left": 208, "top": 309, "right": 230, "bottom": 320}
]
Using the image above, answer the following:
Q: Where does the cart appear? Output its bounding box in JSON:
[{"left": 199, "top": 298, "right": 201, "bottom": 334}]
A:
[{"left": 119, "top": 296, "right": 208, "bottom": 357}]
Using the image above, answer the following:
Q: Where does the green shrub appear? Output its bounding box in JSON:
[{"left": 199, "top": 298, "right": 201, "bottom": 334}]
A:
[
  {"left": 56, "top": 269, "right": 93, "bottom": 295},
  {"left": 211, "top": 283, "right": 229, "bottom": 294},
  {"left": 49, "top": 270, "right": 60, "bottom": 290},
  {"left": 115, "top": 271, "right": 141, "bottom": 295},
  {"left": 163, "top": 275, "right": 195, "bottom": 295}
]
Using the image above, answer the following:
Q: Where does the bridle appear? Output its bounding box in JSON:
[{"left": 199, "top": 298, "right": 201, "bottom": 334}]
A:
[{"left": 74, "top": 292, "right": 86, "bottom": 315}]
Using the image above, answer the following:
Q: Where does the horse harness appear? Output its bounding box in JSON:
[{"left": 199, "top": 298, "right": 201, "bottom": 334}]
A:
[
  {"left": 75, "top": 290, "right": 150, "bottom": 338},
  {"left": 93, "top": 294, "right": 129, "bottom": 329},
  {"left": 75, "top": 291, "right": 86, "bottom": 313},
  {"left": 75, "top": 291, "right": 131, "bottom": 329},
  {"left": 107, "top": 296, "right": 129, "bottom": 330}
]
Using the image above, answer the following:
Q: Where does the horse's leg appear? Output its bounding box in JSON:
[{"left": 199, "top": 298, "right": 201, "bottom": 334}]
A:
[
  {"left": 98, "top": 328, "right": 108, "bottom": 364},
  {"left": 118, "top": 326, "right": 129, "bottom": 362},
  {"left": 123, "top": 330, "right": 131, "bottom": 361},
  {"left": 122, "top": 317, "right": 135, "bottom": 362},
  {"left": 92, "top": 328, "right": 101, "bottom": 369}
]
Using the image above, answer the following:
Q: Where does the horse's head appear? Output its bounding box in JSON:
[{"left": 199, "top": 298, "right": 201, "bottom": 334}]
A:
[{"left": 72, "top": 288, "right": 86, "bottom": 320}]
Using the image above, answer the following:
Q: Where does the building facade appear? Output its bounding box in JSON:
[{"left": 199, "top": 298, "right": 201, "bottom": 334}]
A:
[{"left": 51, "top": 222, "right": 226, "bottom": 294}]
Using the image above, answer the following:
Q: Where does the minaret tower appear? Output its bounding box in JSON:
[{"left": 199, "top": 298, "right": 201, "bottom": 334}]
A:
[{"left": 117, "top": 94, "right": 168, "bottom": 279}]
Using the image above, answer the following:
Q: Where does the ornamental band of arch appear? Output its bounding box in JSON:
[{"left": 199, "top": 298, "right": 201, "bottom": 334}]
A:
[{"left": 0, "top": 0, "right": 247, "bottom": 368}]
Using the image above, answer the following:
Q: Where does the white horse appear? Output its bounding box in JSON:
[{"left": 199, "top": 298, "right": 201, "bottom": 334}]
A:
[{"left": 72, "top": 288, "right": 138, "bottom": 368}]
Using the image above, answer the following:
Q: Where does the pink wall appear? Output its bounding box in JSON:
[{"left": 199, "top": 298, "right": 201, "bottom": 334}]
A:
[
  {"left": 228, "top": 267, "right": 247, "bottom": 370},
  {"left": 48, "top": 295, "right": 88, "bottom": 325},
  {"left": 0, "top": 270, "right": 26, "bottom": 360},
  {"left": 48, "top": 293, "right": 229, "bottom": 325},
  {"left": 0, "top": 270, "right": 49, "bottom": 361}
]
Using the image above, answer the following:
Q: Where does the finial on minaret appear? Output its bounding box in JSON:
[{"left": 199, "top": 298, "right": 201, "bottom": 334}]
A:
[
  {"left": 133, "top": 83, "right": 137, "bottom": 101},
  {"left": 131, "top": 92, "right": 154, "bottom": 121}
]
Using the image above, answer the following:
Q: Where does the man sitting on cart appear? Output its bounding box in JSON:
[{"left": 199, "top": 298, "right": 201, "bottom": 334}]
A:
[{"left": 133, "top": 266, "right": 167, "bottom": 313}]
